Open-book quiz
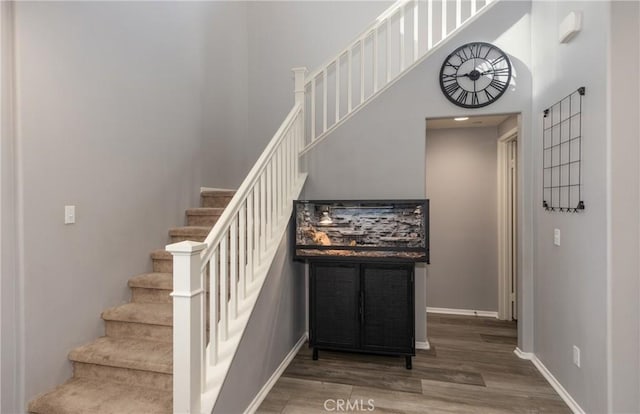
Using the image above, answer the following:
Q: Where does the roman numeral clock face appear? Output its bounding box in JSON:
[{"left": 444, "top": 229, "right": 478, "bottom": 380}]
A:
[{"left": 439, "top": 42, "right": 512, "bottom": 108}]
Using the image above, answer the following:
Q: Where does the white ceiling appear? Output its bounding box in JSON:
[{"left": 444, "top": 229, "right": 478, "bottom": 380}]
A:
[{"left": 426, "top": 114, "right": 512, "bottom": 130}]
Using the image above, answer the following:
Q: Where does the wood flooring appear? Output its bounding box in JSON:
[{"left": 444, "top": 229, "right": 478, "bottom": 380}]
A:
[{"left": 257, "top": 313, "right": 570, "bottom": 414}]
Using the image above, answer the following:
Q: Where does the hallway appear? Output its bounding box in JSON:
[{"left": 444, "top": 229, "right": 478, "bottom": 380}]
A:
[{"left": 258, "top": 314, "right": 570, "bottom": 413}]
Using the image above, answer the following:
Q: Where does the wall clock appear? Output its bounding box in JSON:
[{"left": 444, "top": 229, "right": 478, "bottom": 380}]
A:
[{"left": 439, "top": 42, "right": 512, "bottom": 108}]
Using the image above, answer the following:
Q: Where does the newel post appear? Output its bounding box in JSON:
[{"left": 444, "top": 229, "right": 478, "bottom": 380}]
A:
[
  {"left": 292, "top": 66, "right": 307, "bottom": 106},
  {"left": 166, "top": 240, "right": 206, "bottom": 414}
]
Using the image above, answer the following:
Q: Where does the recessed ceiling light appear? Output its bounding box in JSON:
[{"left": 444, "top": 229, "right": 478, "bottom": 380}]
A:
[{"left": 454, "top": 117, "right": 469, "bottom": 121}]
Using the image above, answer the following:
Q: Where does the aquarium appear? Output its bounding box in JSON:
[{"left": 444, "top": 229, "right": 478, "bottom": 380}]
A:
[{"left": 293, "top": 199, "right": 429, "bottom": 262}]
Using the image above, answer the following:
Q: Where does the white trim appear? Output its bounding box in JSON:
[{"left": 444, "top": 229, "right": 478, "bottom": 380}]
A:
[
  {"left": 244, "top": 333, "right": 308, "bottom": 414},
  {"left": 513, "top": 347, "right": 532, "bottom": 360},
  {"left": 415, "top": 340, "right": 431, "bottom": 350},
  {"left": 497, "top": 126, "right": 518, "bottom": 321},
  {"left": 200, "top": 187, "right": 236, "bottom": 193},
  {"left": 426, "top": 307, "right": 498, "bottom": 319},
  {"left": 513, "top": 349, "right": 585, "bottom": 414}
]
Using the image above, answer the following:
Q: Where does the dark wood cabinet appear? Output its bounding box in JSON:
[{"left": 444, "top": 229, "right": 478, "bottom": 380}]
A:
[{"left": 309, "top": 260, "right": 415, "bottom": 369}]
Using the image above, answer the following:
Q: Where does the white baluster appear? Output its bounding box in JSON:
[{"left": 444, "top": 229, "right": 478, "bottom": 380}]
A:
[
  {"left": 427, "top": 0, "right": 433, "bottom": 49},
  {"left": 455, "top": 0, "right": 461, "bottom": 27},
  {"left": 208, "top": 249, "right": 219, "bottom": 365},
  {"left": 229, "top": 217, "right": 238, "bottom": 320},
  {"left": 310, "top": 79, "right": 316, "bottom": 141},
  {"left": 400, "top": 5, "right": 405, "bottom": 71},
  {"left": 373, "top": 28, "right": 378, "bottom": 93},
  {"left": 442, "top": 0, "right": 447, "bottom": 39},
  {"left": 266, "top": 163, "right": 272, "bottom": 242},
  {"left": 335, "top": 56, "right": 340, "bottom": 123},
  {"left": 219, "top": 235, "right": 228, "bottom": 340},
  {"left": 471, "top": 0, "right": 477, "bottom": 15},
  {"left": 413, "top": 0, "right": 419, "bottom": 60},
  {"left": 323, "top": 68, "right": 328, "bottom": 133},
  {"left": 247, "top": 191, "right": 254, "bottom": 283},
  {"left": 360, "top": 39, "right": 365, "bottom": 104},
  {"left": 348, "top": 49, "right": 353, "bottom": 111},
  {"left": 276, "top": 147, "right": 282, "bottom": 219},
  {"left": 386, "top": 18, "right": 391, "bottom": 82},
  {"left": 254, "top": 184, "right": 262, "bottom": 267},
  {"left": 166, "top": 240, "right": 206, "bottom": 414},
  {"left": 239, "top": 204, "right": 246, "bottom": 300}
]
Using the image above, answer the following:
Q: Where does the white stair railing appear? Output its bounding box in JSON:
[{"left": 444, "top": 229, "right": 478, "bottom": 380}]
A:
[
  {"left": 301, "top": 0, "right": 495, "bottom": 154},
  {"left": 167, "top": 0, "right": 499, "bottom": 410},
  {"left": 167, "top": 68, "right": 308, "bottom": 414}
]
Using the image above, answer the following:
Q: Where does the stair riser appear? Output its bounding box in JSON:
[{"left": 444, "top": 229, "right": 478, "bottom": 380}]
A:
[
  {"left": 73, "top": 362, "right": 172, "bottom": 392},
  {"left": 153, "top": 258, "right": 172, "bottom": 273},
  {"left": 105, "top": 321, "right": 172, "bottom": 343},
  {"left": 201, "top": 195, "right": 233, "bottom": 208},
  {"left": 131, "top": 287, "right": 172, "bottom": 304},
  {"left": 187, "top": 214, "right": 221, "bottom": 227},
  {"left": 170, "top": 234, "right": 207, "bottom": 243}
]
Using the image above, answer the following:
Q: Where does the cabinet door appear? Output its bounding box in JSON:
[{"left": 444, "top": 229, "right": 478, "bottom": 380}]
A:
[
  {"left": 310, "top": 262, "right": 360, "bottom": 349},
  {"left": 361, "top": 264, "right": 414, "bottom": 353}
]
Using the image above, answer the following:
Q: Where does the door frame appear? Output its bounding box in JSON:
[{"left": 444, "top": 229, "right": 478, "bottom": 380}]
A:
[{"left": 497, "top": 126, "right": 518, "bottom": 320}]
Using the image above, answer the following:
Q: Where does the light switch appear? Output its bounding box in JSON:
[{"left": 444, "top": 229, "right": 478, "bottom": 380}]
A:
[
  {"left": 65, "top": 205, "right": 76, "bottom": 224},
  {"left": 554, "top": 228, "right": 561, "bottom": 246}
]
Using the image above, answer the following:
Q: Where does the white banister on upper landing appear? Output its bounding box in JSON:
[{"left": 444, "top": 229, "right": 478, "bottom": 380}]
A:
[{"left": 300, "top": 0, "right": 499, "bottom": 155}]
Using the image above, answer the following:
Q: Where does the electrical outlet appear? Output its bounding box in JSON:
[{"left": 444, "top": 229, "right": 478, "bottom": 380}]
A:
[
  {"left": 554, "top": 228, "right": 561, "bottom": 246},
  {"left": 573, "top": 345, "right": 581, "bottom": 367},
  {"left": 64, "top": 205, "right": 76, "bottom": 224}
]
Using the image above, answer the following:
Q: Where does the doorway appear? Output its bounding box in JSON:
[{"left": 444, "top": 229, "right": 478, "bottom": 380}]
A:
[{"left": 425, "top": 114, "right": 519, "bottom": 321}]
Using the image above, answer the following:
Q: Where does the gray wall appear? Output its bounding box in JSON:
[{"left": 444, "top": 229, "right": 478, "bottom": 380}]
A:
[
  {"left": 425, "top": 127, "right": 499, "bottom": 312},
  {"left": 531, "top": 2, "right": 609, "bottom": 412},
  {"left": 12, "top": 2, "right": 215, "bottom": 407},
  {"left": 214, "top": 220, "right": 306, "bottom": 413},
  {"left": 1, "top": 2, "right": 20, "bottom": 413},
  {"left": 243, "top": 1, "right": 392, "bottom": 188},
  {"left": 301, "top": 0, "right": 532, "bottom": 345},
  {"left": 202, "top": 1, "right": 249, "bottom": 188},
  {"left": 609, "top": 1, "right": 640, "bottom": 412}
]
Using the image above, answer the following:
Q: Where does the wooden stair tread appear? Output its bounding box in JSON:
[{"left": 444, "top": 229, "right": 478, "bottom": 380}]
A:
[
  {"left": 28, "top": 377, "right": 171, "bottom": 414},
  {"left": 185, "top": 207, "right": 225, "bottom": 215},
  {"left": 128, "top": 273, "right": 172, "bottom": 290},
  {"left": 102, "top": 302, "right": 172, "bottom": 326},
  {"left": 150, "top": 249, "right": 171, "bottom": 260},
  {"left": 68, "top": 337, "right": 172, "bottom": 374}
]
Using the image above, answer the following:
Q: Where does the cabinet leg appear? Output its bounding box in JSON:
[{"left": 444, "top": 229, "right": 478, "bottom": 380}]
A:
[
  {"left": 312, "top": 348, "right": 318, "bottom": 361},
  {"left": 405, "top": 356, "right": 412, "bottom": 370}
]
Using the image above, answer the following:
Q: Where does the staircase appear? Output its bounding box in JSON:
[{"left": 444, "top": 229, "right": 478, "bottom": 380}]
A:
[
  {"left": 27, "top": 0, "right": 498, "bottom": 412},
  {"left": 27, "top": 191, "right": 232, "bottom": 414}
]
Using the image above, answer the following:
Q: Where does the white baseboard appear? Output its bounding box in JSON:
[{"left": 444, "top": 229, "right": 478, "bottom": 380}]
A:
[
  {"left": 513, "top": 347, "right": 532, "bottom": 360},
  {"left": 415, "top": 340, "right": 431, "bottom": 350},
  {"left": 426, "top": 306, "right": 499, "bottom": 319},
  {"left": 513, "top": 348, "right": 585, "bottom": 414},
  {"left": 244, "top": 333, "right": 308, "bottom": 414}
]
